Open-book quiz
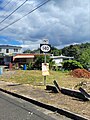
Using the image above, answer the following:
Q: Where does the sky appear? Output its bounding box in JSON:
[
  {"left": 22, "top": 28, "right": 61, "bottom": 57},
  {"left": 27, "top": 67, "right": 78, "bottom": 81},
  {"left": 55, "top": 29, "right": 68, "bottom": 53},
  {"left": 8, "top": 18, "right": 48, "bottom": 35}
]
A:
[{"left": 0, "top": 0, "right": 90, "bottom": 51}]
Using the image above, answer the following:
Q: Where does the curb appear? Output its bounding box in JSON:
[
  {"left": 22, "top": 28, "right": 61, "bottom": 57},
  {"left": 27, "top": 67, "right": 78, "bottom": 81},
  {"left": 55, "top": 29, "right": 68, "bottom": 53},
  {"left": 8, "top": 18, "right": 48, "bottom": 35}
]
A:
[{"left": 0, "top": 88, "right": 88, "bottom": 120}]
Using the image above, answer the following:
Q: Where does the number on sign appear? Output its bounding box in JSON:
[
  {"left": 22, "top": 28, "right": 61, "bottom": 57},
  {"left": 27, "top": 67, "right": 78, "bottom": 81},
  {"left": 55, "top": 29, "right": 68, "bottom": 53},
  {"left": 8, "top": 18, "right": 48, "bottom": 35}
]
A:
[{"left": 40, "top": 44, "right": 51, "bottom": 53}]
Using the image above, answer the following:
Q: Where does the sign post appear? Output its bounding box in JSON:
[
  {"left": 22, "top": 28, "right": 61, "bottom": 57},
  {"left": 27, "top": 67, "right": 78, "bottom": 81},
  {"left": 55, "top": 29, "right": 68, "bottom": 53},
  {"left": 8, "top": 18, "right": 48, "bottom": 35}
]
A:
[{"left": 40, "top": 40, "right": 51, "bottom": 85}]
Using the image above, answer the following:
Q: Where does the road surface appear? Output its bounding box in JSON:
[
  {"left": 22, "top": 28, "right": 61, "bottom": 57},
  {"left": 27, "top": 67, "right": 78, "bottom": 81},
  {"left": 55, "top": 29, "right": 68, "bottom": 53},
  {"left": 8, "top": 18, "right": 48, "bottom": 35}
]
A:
[{"left": 0, "top": 91, "right": 71, "bottom": 120}]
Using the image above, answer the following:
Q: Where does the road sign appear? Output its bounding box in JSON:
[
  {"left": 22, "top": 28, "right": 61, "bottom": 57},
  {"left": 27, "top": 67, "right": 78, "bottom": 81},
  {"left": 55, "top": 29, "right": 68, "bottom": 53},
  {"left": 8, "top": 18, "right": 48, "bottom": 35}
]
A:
[
  {"left": 43, "top": 39, "right": 49, "bottom": 44},
  {"left": 42, "top": 63, "right": 49, "bottom": 76},
  {"left": 40, "top": 44, "right": 51, "bottom": 53}
]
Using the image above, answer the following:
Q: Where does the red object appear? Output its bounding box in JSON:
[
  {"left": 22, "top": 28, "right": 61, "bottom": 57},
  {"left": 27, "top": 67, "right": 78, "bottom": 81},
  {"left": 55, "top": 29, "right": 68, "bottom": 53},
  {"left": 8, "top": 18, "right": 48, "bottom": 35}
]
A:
[{"left": 71, "top": 69, "right": 90, "bottom": 78}]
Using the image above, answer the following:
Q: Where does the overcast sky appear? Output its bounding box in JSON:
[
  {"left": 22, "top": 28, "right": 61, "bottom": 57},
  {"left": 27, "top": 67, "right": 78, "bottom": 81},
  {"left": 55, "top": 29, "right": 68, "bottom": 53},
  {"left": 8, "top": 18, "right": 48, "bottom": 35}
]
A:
[{"left": 0, "top": 0, "right": 90, "bottom": 50}]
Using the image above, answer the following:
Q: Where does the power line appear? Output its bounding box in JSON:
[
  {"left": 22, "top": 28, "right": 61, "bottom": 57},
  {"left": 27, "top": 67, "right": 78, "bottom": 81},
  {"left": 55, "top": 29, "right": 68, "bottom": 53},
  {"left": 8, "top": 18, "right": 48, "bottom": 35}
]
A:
[
  {"left": 1, "top": 0, "right": 13, "bottom": 9},
  {"left": 0, "top": 0, "right": 28, "bottom": 24},
  {"left": 0, "top": 0, "right": 51, "bottom": 32}
]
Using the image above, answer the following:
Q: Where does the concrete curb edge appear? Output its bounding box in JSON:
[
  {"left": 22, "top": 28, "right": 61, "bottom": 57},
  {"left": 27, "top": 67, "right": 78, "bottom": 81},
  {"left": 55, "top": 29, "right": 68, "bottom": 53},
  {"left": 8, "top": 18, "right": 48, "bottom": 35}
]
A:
[{"left": 0, "top": 88, "right": 88, "bottom": 120}]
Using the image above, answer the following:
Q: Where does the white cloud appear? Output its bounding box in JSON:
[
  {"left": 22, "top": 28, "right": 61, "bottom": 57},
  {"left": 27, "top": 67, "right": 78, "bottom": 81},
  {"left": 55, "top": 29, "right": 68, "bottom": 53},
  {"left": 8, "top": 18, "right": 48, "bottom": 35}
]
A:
[{"left": 0, "top": 0, "right": 90, "bottom": 50}]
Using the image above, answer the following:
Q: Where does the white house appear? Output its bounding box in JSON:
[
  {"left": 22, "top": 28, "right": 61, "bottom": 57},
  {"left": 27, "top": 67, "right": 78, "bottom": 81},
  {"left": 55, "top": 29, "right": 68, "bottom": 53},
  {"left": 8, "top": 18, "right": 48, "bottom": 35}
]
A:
[
  {"left": 0, "top": 45, "right": 22, "bottom": 65},
  {"left": 0, "top": 45, "right": 22, "bottom": 55},
  {"left": 50, "top": 54, "right": 74, "bottom": 69}
]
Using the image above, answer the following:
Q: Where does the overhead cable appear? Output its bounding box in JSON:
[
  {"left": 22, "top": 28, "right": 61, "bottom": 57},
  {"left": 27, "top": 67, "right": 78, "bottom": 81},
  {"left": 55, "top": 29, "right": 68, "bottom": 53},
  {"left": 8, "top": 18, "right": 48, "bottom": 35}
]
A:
[
  {"left": 0, "top": 0, "right": 28, "bottom": 24},
  {"left": 0, "top": 0, "right": 51, "bottom": 32}
]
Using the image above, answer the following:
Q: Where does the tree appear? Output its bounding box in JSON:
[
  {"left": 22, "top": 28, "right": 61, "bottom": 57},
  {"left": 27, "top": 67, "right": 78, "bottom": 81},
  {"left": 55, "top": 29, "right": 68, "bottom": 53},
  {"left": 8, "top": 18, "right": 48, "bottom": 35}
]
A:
[
  {"left": 34, "top": 55, "right": 44, "bottom": 70},
  {"left": 62, "top": 43, "right": 90, "bottom": 69},
  {"left": 23, "top": 48, "right": 40, "bottom": 53},
  {"left": 77, "top": 49, "right": 90, "bottom": 69},
  {"left": 62, "top": 44, "right": 80, "bottom": 59},
  {"left": 23, "top": 49, "right": 32, "bottom": 53},
  {"left": 34, "top": 55, "right": 54, "bottom": 70},
  {"left": 51, "top": 46, "right": 62, "bottom": 56},
  {"left": 23, "top": 42, "right": 90, "bottom": 70}
]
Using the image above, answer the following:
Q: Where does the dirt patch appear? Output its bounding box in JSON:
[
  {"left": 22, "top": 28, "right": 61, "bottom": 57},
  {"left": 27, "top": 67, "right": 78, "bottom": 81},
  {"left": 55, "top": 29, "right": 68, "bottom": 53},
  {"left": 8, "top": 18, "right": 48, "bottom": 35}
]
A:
[
  {"left": 0, "top": 81, "right": 90, "bottom": 119},
  {"left": 0, "top": 70, "right": 90, "bottom": 119},
  {"left": 71, "top": 69, "right": 90, "bottom": 78}
]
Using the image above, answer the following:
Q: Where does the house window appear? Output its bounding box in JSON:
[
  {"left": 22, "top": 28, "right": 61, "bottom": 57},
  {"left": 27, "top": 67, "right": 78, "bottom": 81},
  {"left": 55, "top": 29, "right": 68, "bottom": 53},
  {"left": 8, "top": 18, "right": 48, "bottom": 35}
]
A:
[
  {"left": 14, "top": 49, "right": 18, "bottom": 52},
  {"left": 6, "top": 49, "right": 9, "bottom": 53}
]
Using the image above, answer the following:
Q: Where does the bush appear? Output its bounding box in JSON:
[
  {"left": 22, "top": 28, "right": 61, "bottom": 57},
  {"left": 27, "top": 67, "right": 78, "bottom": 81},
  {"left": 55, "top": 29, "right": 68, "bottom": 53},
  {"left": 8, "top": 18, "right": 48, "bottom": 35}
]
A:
[
  {"left": 62, "top": 60, "right": 83, "bottom": 70},
  {"left": 27, "top": 62, "right": 34, "bottom": 70}
]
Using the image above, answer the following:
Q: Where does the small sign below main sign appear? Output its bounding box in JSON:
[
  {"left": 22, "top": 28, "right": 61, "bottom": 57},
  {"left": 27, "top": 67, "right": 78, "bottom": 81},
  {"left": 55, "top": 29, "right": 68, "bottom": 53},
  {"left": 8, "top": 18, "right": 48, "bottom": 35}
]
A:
[
  {"left": 40, "top": 44, "right": 51, "bottom": 53},
  {"left": 42, "top": 63, "right": 49, "bottom": 76}
]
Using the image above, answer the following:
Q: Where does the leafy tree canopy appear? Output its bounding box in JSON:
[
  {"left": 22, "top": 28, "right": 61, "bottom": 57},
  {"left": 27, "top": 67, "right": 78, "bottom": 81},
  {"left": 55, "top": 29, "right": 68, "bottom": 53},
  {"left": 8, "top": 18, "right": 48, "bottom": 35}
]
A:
[
  {"left": 23, "top": 42, "right": 90, "bottom": 69},
  {"left": 62, "top": 60, "right": 83, "bottom": 70}
]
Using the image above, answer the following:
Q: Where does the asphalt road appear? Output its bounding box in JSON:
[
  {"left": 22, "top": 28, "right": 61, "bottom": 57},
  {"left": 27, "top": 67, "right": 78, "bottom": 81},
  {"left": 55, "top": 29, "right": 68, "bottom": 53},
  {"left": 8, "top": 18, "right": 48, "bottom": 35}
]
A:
[{"left": 0, "top": 91, "right": 57, "bottom": 120}]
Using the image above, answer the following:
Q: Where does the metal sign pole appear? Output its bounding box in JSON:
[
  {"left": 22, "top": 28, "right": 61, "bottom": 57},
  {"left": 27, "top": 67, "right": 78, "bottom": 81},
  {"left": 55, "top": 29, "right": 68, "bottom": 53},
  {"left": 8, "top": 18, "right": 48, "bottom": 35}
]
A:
[
  {"left": 40, "top": 39, "right": 51, "bottom": 86},
  {"left": 44, "top": 53, "right": 46, "bottom": 85}
]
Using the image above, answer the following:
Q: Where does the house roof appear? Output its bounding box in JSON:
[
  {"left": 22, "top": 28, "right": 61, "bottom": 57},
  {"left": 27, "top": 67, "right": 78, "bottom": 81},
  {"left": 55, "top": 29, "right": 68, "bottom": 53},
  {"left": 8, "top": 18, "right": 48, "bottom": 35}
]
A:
[
  {"left": 0, "top": 45, "right": 22, "bottom": 49},
  {"left": 50, "top": 54, "right": 74, "bottom": 59},
  {"left": 13, "top": 53, "right": 48, "bottom": 61},
  {"left": 13, "top": 54, "right": 34, "bottom": 61}
]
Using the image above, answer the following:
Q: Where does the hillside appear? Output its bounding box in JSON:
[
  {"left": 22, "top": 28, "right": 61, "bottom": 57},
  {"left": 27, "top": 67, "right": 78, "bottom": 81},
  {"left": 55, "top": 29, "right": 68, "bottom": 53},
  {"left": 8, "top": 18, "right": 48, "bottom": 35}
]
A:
[
  {"left": 23, "top": 42, "right": 90, "bottom": 69},
  {"left": 62, "top": 43, "right": 90, "bottom": 69}
]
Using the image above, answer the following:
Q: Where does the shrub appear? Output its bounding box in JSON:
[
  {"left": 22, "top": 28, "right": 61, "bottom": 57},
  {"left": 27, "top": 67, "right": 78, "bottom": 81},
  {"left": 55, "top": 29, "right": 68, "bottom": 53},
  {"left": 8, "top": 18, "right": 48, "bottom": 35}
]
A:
[{"left": 62, "top": 60, "right": 83, "bottom": 70}]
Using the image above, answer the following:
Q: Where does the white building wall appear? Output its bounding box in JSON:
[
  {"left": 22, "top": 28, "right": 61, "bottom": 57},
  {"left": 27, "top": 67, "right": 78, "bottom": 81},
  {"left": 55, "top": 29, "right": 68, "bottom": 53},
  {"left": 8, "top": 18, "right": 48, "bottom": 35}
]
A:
[
  {"left": 0, "top": 49, "right": 5, "bottom": 53},
  {"left": 53, "top": 58, "right": 63, "bottom": 64},
  {"left": 0, "top": 48, "right": 22, "bottom": 55}
]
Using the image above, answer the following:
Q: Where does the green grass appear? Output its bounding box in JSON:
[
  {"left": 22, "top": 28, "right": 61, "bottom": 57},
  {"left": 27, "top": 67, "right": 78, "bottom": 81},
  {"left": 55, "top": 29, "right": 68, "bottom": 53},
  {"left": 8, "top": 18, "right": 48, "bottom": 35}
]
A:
[{"left": 0, "top": 70, "right": 90, "bottom": 91}]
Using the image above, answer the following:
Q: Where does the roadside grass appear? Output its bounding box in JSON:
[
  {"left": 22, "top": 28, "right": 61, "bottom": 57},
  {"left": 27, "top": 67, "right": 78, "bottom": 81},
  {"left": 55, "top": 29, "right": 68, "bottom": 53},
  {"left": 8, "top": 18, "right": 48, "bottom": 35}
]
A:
[
  {"left": 0, "top": 70, "right": 90, "bottom": 91},
  {"left": 0, "top": 69, "right": 90, "bottom": 119}
]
